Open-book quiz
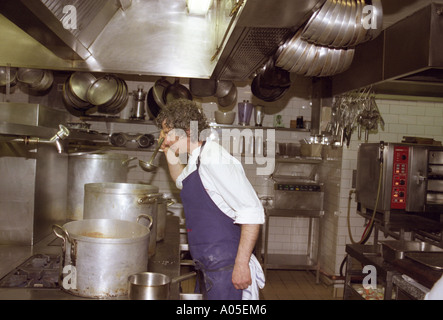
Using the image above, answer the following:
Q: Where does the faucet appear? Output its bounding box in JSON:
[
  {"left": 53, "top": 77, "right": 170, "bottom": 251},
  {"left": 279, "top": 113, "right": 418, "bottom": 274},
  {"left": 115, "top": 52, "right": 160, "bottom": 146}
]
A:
[{"left": 30, "top": 124, "right": 70, "bottom": 153}]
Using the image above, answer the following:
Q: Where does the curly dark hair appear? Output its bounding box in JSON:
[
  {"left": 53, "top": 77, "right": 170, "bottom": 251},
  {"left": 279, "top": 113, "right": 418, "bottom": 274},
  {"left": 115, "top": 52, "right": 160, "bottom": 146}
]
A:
[{"left": 155, "top": 99, "right": 209, "bottom": 141}]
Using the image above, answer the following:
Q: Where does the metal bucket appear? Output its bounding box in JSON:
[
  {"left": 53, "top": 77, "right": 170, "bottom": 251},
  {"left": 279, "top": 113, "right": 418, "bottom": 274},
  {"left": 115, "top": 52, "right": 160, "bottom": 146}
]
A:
[
  {"left": 83, "top": 182, "right": 161, "bottom": 257},
  {"left": 53, "top": 218, "right": 152, "bottom": 298},
  {"left": 67, "top": 152, "right": 136, "bottom": 220}
]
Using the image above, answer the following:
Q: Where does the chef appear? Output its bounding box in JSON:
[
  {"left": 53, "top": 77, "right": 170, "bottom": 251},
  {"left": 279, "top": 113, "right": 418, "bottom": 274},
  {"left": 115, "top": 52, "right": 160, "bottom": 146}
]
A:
[{"left": 155, "top": 99, "right": 265, "bottom": 300}]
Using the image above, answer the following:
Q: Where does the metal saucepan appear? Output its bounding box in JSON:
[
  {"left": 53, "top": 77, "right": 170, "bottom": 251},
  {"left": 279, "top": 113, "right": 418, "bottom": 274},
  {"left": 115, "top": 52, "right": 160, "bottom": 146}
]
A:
[
  {"left": 189, "top": 78, "right": 217, "bottom": 97},
  {"left": 17, "top": 68, "right": 44, "bottom": 86},
  {"left": 139, "top": 137, "right": 165, "bottom": 172},
  {"left": 147, "top": 87, "right": 161, "bottom": 119},
  {"left": 252, "top": 74, "right": 288, "bottom": 102},
  {"left": 215, "top": 80, "right": 234, "bottom": 98},
  {"left": 67, "top": 72, "right": 96, "bottom": 101},
  {"left": 163, "top": 78, "right": 192, "bottom": 103},
  {"left": 261, "top": 57, "right": 291, "bottom": 88},
  {"left": 217, "top": 83, "right": 237, "bottom": 107},
  {"left": 87, "top": 74, "right": 119, "bottom": 106},
  {"left": 17, "top": 68, "right": 54, "bottom": 92},
  {"left": 331, "top": 0, "right": 354, "bottom": 47},
  {"left": 301, "top": 0, "right": 334, "bottom": 41},
  {"left": 152, "top": 77, "right": 170, "bottom": 108},
  {"left": 128, "top": 271, "right": 196, "bottom": 300},
  {"left": 31, "top": 70, "right": 54, "bottom": 92}
]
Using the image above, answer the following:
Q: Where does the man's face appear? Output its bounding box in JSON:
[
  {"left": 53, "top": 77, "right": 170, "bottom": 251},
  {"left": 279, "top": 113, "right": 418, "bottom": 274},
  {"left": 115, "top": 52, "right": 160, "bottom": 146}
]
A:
[{"left": 161, "top": 121, "right": 190, "bottom": 154}]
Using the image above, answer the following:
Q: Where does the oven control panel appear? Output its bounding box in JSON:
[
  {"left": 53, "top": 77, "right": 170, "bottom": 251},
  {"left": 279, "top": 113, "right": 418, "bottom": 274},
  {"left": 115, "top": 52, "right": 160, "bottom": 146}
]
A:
[
  {"left": 391, "top": 146, "right": 409, "bottom": 209},
  {"left": 275, "top": 183, "right": 321, "bottom": 192}
]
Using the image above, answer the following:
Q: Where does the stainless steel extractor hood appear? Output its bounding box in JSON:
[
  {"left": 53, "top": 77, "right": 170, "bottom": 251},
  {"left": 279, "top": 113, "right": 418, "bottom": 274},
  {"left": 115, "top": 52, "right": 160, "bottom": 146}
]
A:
[
  {"left": 331, "top": 2, "right": 443, "bottom": 99},
  {"left": 0, "top": 0, "right": 325, "bottom": 80}
]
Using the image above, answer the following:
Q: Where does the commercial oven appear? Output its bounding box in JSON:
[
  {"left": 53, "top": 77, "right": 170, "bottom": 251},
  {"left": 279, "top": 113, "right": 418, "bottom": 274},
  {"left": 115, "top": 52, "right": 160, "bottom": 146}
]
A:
[{"left": 356, "top": 142, "right": 443, "bottom": 214}]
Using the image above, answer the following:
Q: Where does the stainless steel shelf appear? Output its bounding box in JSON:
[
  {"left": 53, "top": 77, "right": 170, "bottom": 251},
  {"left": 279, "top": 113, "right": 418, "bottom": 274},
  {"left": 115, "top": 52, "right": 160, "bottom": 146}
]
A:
[
  {"left": 264, "top": 254, "right": 318, "bottom": 270},
  {"left": 80, "top": 116, "right": 156, "bottom": 125},
  {"left": 210, "top": 123, "right": 310, "bottom": 132},
  {"left": 275, "top": 156, "right": 322, "bottom": 164},
  {"left": 262, "top": 206, "right": 323, "bottom": 283},
  {"left": 79, "top": 116, "right": 311, "bottom": 132}
]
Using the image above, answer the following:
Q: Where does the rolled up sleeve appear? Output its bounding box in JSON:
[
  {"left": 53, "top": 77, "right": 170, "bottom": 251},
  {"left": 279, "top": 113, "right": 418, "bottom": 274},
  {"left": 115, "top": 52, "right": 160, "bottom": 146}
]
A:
[{"left": 201, "top": 149, "right": 265, "bottom": 225}]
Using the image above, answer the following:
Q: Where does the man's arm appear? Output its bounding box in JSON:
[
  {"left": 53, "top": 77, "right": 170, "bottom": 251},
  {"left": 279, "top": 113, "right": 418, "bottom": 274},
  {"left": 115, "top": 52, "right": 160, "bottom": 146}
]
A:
[{"left": 232, "top": 224, "right": 260, "bottom": 290}]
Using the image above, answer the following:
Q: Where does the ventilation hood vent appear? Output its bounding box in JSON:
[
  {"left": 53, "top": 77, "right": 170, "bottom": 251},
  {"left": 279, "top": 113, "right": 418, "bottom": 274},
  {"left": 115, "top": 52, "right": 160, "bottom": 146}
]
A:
[
  {"left": 0, "top": 0, "right": 325, "bottom": 80},
  {"left": 331, "top": 2, "right": 443, "bottom": 99}
]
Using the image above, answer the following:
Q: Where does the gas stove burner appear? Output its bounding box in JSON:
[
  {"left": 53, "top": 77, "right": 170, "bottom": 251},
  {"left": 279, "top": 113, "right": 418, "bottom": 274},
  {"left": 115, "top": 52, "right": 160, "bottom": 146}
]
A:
[{"left": 0, "top": 254, "right": 60, "bottom": 288}]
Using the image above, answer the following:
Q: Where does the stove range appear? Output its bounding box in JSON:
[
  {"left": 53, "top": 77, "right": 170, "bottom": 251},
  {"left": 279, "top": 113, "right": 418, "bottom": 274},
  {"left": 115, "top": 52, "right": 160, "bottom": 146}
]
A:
[{"left": 0, "top": 254, "right": 60, "bottom": 288}]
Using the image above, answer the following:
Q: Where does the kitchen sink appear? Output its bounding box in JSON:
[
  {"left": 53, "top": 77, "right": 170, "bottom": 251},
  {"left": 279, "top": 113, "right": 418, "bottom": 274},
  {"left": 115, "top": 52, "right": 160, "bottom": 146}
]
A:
[{"left": 380, "top": 240, "right": 443, "bottom": 262}]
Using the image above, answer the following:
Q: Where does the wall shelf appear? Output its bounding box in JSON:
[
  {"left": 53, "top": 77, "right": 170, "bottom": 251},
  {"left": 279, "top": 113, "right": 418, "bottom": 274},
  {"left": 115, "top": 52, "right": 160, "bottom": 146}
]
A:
[{"left": 79, "top": 116, "right": 312, "bottom": 133}]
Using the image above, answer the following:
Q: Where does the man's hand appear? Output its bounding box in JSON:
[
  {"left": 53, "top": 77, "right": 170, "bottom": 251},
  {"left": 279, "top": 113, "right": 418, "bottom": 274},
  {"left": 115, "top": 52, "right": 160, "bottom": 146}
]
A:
[{"left": 232, "top": 262, "right": 252, "bottom": 290}]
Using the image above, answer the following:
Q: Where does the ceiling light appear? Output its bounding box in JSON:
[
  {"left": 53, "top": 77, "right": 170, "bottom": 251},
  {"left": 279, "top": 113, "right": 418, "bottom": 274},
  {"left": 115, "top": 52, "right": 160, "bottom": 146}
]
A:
[{"left": 187, "top": 0, "right": 212, "bottom": 15}]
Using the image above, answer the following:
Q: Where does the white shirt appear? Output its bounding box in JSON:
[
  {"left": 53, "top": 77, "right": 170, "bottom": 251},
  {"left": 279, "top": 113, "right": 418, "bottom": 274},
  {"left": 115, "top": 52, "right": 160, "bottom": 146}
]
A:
[{"left": 176, "top": 140, "right": 265, "bottom": 225}]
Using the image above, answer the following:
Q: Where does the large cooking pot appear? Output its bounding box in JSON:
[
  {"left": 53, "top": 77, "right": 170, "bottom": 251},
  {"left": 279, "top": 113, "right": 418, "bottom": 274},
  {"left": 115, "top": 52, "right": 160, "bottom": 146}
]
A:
[
  {"left": 83, "top": 182, "right": 162, "bottom": 257},
  {"left": 53, "top": 217, "right": 152, "bottom": 298},
  {"left": 67, "top": 153, "right": 136, "bottom": 220},
  {"left": 128, "top": 271, "right": 196, "bottom": 300}
]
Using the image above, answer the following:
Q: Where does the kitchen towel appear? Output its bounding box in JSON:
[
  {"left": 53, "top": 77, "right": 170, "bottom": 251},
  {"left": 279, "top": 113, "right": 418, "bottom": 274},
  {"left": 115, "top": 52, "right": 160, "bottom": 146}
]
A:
[{"left": 242, "top": 254, "right": 265, "bottom": 300}]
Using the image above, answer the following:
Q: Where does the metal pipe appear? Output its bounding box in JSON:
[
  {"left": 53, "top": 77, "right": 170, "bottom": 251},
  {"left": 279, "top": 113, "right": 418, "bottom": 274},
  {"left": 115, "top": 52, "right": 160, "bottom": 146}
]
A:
[{"left": 0, "top": 124, "right": 70, "bottom": 153}]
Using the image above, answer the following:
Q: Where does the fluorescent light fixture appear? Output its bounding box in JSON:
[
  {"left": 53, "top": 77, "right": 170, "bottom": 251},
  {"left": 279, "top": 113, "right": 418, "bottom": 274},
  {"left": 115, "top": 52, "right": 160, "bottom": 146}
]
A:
[{"left": 187, "top": 0, "right": 212, "bottom": 15}]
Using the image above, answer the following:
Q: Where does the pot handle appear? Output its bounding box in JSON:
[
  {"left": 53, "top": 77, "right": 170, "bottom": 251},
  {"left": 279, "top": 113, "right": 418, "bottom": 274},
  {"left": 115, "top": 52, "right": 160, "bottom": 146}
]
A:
[
  {"left": 52, "top": 224, "right": 76, "bottom": 266},
  {"left": 122, "top": 157, "right": 137, "bottom": 167},
  {"left": 52, "top": 224, "right": 72, "bottom": 244},
  {"left": 171, "top": 271, "right": 197, "bottom": 284},
  {"left": 137, "top": 214, "right": 153, "bottom": 230},
  {"left": 165, "top": 198, "right": 175, "bottom": 207},
  {"left": 138, "top": 192, "right": 163, "bottom": 204}
]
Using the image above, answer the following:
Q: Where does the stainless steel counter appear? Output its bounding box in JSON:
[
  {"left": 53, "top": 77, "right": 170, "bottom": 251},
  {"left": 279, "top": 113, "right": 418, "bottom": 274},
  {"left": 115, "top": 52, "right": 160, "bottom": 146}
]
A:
[{"left": 0, "top": 216, "right": 181, "bottom": 300}]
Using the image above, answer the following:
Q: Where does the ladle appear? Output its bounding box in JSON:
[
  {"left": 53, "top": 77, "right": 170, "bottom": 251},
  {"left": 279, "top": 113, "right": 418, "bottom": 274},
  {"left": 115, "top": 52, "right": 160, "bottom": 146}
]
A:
[{"left": 139, "top": 137, "right": 164, "bottom": 172}]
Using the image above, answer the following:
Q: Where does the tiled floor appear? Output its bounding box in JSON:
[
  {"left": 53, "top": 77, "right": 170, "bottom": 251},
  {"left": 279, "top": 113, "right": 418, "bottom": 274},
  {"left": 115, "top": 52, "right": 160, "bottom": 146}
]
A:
[
  {"left": 259, "top": 270, "right": 341, "bottom": 300},
  {"left": 181, "top": 269, "right": 341, "bottom": 300}
]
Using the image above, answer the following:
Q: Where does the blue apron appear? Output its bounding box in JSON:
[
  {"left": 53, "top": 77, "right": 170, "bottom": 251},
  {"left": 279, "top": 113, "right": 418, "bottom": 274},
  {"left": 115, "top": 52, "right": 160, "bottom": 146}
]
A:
[{"left": 180, "top": 143, "right": 242, "bottom": 300}]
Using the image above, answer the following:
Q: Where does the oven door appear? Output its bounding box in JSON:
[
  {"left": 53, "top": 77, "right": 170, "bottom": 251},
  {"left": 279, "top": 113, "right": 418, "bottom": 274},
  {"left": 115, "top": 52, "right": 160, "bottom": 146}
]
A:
[{"left": 406, "top": 146, "right": 428, "bottom": 212}]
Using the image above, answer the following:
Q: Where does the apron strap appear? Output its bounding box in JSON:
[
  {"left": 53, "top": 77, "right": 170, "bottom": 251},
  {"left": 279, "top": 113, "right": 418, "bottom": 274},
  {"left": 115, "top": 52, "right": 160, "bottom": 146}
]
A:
[
  {"left": 194, "top": 259, "right": 234, "bottom": 293},
  {"left": 196, "top": 140, "right": 206, "bottom": 169}
]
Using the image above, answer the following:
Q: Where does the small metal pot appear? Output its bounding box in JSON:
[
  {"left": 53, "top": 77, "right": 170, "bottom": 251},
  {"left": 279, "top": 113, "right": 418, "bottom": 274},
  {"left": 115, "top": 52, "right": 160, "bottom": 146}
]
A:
[{"left": 128, "top": 271, "right": 196, "bottom": 300}]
